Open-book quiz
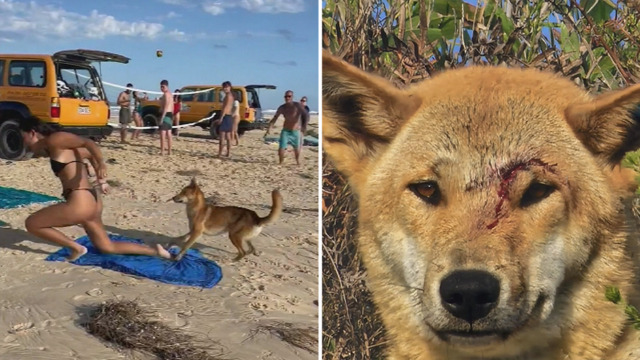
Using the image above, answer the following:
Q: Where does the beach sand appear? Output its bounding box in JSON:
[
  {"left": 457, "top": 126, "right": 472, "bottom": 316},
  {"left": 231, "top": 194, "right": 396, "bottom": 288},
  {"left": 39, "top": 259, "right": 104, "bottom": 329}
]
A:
[{"left": 0, "top": 116, "right": 319, "bottom": 359}]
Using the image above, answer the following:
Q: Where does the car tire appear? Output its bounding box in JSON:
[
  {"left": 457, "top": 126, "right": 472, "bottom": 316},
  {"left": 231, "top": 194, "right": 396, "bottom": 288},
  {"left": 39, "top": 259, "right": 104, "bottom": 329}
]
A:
[
  {"left": 143, "top": 114, "right": 158, "bottom": 134},
  {"left": 0, "top": 119, "right": 26, "bottom": 160}
]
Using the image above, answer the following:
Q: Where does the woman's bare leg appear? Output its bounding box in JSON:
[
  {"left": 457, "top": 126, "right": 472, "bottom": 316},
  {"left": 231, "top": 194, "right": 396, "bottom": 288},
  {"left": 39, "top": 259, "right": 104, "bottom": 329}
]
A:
[
  {"left": 25, "top": 202, "right": 90, "bottom": 260},
  {"left": 232, "top": 117, "right": 240, "bottom": 145},
  {"left": 132, "top": 113, "right": 142, "bottom": 140},
  {"left": 83, "top": 219, "right": 170, "bottom": 258},
  {"left": 174, "top": 113, "right": 180, "bottom": 138},
  {"left": 224, "top": 132, "right": 231, "bottom": 156},
  {"left": 160, "top": 130, "right": 166, "bottom": 155}
]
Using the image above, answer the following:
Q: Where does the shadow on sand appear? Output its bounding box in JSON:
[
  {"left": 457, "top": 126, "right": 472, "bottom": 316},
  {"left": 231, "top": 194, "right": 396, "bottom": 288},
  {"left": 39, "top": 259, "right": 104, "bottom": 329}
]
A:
[{"left": 0, "top": 226, "right": 53, "bottom": 255}]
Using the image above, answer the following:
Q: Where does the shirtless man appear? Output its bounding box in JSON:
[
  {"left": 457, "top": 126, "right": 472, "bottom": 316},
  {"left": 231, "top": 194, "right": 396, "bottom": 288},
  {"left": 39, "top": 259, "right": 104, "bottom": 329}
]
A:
[
  {"left": 116, "top": 84, "right": 133, "bottom": 144},
  {"left": 264, "top": 90, "right": 308, "bottom": 165},
  {"left": 158, "top": 79, "right": 174, "bottom": 155},
  {"left": 216, "top": 81, "right": 234, "bottom": 157}
]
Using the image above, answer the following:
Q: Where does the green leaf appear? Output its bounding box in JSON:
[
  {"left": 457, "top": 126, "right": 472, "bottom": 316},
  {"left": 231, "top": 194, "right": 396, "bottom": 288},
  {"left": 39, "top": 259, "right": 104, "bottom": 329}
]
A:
[
  {"left": 605, "top": 286, "right": 622, "bottom": 304},
  {"left": 582, "top": 0, "right": 616, "bottom": 24},
  {"left": 559, "top": 23, "right": 581, "bottom": 61},
  {"left": 439, "top": 17, "right": 457, "bottom": 39},
  {"left": 427, "top": 28, "right": 443, "bottom": 41},
  {"left": 493, "top": 5, "right": 515, "bottom": 36},
  {"left": 432, "top": 0, "right": 463, "bottom": 16},
  {"left": 624, "top": 304, "right": 640, "bottom": 321}
]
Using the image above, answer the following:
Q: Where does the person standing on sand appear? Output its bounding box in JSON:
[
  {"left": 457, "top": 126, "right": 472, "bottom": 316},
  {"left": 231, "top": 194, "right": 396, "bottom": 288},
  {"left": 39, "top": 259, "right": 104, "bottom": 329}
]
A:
[
  {"left": 18, "top": 116, "right": 171, "bottom": 261},
  {"left": 159, "top": 80, "right": 174, "bottom": 156},
  {"left": 117, "top": 83, "right": 133, "bottom": 144},
  {"left": 173, "top": 89, "right": 182, "bottom": 138},
  {"left": 216, "top": 81, "right": 234, "bottom": 157},
  {"left": 264, "top": 90, "right": 308, "bottom": 165},
  {"left": 130, "top": 90, "right": 143, "bottom": 141},
  {"left": 300, "top": 96, "right": 310, "bottom": 114},
  {"left": 231, "top": 97, "right": 240, "bottom": 146}
]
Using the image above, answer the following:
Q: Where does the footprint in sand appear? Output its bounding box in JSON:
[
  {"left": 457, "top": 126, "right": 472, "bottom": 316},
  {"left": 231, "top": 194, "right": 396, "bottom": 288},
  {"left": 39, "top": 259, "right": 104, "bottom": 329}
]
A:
[
  {"left": 41, "top": 281, "right": 74, "bottom": 291},
  {"left": 8, "top": 322, "right": 34, "bottom": 334},
  {"left": 86, "top": 288, "right": 103, "bottom": 296},
  {"left": 3, "top": 335, "right": 17, "bottom": 343},
  {"left": 250, "top": 302, "right": 269, "bottom": 311},
  {"left": 286, "top": 295, "right": 301, "bottom": 306},
  {"left": 174, "top": 315, "right": 189, "bottom": 328}
]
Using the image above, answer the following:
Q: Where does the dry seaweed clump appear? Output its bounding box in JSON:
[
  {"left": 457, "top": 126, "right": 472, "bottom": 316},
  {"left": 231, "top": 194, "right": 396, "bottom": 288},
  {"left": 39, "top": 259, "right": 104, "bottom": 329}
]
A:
[
  {"left": 246, "top": 321, "right": 318, "bottom": 354},
  {"left": 322, "top": 160, "right": 387, "bottom": 360},
  {"left": 82, "top": 299, "right": 225, "bottom": 360}
]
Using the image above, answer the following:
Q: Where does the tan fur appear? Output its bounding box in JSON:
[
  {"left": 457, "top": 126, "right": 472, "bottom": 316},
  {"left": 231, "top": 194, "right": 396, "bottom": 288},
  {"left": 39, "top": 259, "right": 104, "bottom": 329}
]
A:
[
  {"left": 171, "top": 178, "right": 282, "bottom": 261},
  {"left": 323, "top": 50, "right": 640, "bottom": 359}
]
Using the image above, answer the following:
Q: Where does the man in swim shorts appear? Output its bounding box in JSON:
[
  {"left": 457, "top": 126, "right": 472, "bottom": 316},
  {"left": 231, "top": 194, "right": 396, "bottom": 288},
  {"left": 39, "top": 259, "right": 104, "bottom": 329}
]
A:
[
  {"left": 159, "top": 79, "right": 174, "bottom": 156},
  {"left": 264, "top": 90, "right": 309, "bottom": 165},
  {"left": 217, "top": 81, "right": 234, "bottom": 157},
  {"left": 117, "top": 83, "right": 133, "bottom": 144}
]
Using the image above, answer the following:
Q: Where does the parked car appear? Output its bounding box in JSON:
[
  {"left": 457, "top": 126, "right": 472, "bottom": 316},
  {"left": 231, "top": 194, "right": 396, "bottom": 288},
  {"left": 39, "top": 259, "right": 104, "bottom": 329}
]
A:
[
  {"left": 140, "top": 84, "right": 276, "bottom": 138},
  {"left": 0, "top": 49, "right": 129, "bottom": 160}
]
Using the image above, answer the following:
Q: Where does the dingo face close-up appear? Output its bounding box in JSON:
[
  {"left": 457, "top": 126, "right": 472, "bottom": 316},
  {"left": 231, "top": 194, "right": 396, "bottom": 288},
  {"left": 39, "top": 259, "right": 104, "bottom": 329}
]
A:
[{"left": 322, "top": 51, "right": 640, "bottom": 359}]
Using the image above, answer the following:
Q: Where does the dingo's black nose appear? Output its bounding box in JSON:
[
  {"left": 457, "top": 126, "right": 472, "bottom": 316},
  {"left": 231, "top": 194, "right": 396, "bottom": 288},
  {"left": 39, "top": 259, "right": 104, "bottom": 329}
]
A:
[{"left": 439, "top": 270, "right": 500, "bottom": 323}]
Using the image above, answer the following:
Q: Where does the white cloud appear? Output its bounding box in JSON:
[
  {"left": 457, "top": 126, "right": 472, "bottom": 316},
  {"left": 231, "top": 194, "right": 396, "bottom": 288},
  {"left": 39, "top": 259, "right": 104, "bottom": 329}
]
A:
[
  {"left": 159, "top": 0, "right": 189, "bottom": 5},
  {"left": 200, "top": 0, "right": 304, "bottom": 16},
  {"left": 202, "top": 2, "right": 226, "bottom": 15},
  {"left": 239, "top": 0, "right": 304, "bottom": 13},
  {"left": 167, "top": 29, "right": 187, "bottom": 42},
  {"left": 0, "top": 0, "right": 184, "bottom": 41}
]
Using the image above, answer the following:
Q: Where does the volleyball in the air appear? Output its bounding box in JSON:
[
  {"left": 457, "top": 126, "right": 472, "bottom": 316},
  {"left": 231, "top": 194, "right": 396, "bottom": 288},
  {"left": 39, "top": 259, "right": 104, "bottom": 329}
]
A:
[{"left": 156, "top": 50, "right": 163, "bottom": 58}]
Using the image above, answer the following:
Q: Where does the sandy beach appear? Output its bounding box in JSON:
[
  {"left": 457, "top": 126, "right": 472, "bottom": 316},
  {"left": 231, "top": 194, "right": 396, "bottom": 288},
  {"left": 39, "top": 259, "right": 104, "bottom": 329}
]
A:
[{"left": 0, "top": 116, "right": 319, "bottom": 359}]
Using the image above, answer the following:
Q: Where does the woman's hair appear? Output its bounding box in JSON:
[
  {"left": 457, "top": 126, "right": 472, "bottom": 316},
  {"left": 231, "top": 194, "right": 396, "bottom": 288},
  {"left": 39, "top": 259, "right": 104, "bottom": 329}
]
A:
[{"left": 18, "top": 116, "right": 63, "bottom": 135}]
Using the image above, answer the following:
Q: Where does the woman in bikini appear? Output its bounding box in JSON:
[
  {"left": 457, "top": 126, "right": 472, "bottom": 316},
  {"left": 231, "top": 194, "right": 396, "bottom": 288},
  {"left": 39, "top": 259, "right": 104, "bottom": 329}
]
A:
[
  {"left": 19, "top": 116, "right": 171, "bottom": 261},
  {"left": 173, "top": 89, "right": 182, "bottom": 138}
]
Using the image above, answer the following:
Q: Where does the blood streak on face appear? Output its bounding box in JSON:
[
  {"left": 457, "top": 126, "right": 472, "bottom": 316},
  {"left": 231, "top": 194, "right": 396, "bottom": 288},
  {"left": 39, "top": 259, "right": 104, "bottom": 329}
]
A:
[{"left": 486, "top": 159, "right": 556, "bottom": 230}]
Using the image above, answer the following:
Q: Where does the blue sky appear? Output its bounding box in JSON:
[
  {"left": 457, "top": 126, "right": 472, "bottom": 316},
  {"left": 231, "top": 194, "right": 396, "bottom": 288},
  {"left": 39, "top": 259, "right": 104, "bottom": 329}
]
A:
[{"left": 0, "top": 0, "right": 319, "bottom": 111}]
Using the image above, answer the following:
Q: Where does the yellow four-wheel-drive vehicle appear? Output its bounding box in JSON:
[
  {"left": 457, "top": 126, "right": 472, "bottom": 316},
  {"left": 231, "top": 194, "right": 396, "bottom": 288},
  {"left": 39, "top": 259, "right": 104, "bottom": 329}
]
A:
[
  {"left": 0, "top": 49, "right": 129, "bottom": 160},
  {"left": 140, "top": 84, "right": 276, "bottom": 137}
]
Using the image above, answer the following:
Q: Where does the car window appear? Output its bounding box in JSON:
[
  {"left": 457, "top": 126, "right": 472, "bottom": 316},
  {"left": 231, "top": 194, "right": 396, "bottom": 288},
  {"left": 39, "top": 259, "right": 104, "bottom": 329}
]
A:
[
  {"left": 247, "top": 90, "right": 260, "bottom": 108},
  {"left": 181, "top": 89, "right": 196, "bottom": 102},
  {"left": 196, "top": 89, "right": 205, "bottom": 102},
  {"left": 9, "top": 60, "right": 46, "bottom": 87},
  {"left": 57, "top": 64, "right": 103, "bottom": 100},
  {"left": 0, "top": 60, "right": 4, "bottom": 86}
]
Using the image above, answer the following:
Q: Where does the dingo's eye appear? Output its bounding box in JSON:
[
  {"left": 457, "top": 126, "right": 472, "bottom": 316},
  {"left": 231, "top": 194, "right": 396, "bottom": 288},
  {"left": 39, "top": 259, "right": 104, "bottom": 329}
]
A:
[
  {"left": 520, "top": 182, "right": 555, "bottom": 208},
  {"left": 410, "top": 181, "right": 441, "bottom": 205}
]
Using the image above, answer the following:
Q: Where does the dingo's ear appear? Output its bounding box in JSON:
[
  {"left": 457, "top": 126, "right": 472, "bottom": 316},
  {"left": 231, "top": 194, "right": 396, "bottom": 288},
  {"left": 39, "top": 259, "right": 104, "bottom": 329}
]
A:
[
  {"left": 322, "top": 51, "right": 422, "bottom": 194},
  {"left": 565, "top": 83, "right": 640, "bottom": 165},
  {"left": 190, "top": 177, "right": 197, "bottom": 186}
]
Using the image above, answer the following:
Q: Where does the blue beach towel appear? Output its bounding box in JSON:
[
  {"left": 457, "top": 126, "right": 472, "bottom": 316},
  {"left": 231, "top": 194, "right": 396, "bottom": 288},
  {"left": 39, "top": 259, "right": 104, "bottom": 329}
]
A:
[
  {"left": 0, "top": 186, "right": 60, "bottom": 209},
  {"left": 46, "top": 234, "right": 223, "bottom": 288}
]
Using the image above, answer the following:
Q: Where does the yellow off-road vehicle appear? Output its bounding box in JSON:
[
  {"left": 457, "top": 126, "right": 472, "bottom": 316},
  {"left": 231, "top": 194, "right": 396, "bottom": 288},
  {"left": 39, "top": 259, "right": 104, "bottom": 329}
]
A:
[
  {"left": 0, "top": 49, "right": 129, "bottom": 160},
  {"left": 140, "top": 84, "right": 276, "bottom": 137}
]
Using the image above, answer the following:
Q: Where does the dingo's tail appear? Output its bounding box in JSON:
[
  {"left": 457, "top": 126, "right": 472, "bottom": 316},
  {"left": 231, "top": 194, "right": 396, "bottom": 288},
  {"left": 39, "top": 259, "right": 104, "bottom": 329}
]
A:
[{"left": 258, "top": 190, "right": 283, "bottom": 226}]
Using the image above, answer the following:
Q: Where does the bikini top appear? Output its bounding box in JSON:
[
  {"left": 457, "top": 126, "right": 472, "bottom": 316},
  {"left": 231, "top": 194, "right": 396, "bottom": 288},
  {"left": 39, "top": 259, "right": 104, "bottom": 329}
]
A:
[{"left": 50, "top": 159, "right": 87, "bottom": 177}]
